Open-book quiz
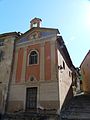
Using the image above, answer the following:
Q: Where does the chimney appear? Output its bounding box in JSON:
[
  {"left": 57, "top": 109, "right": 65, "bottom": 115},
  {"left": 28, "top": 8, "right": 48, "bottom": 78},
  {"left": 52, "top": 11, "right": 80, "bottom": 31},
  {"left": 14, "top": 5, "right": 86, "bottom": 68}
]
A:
[{"left": 30, "top": 17, "right": 42, "bottom": 29}]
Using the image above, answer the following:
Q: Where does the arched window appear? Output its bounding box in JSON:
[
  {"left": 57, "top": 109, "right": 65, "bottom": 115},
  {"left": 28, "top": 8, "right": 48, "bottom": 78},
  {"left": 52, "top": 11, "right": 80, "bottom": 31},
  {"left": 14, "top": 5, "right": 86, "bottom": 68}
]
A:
[{"left": 29, "top": 50, "right": 38, "bottom": 65}]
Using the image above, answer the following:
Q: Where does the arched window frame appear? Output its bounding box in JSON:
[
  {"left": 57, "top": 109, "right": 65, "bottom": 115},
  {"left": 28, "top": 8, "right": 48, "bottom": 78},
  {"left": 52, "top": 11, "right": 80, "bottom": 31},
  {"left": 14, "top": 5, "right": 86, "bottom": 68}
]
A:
[
  {"left": 28, "top": 50, "right": 39, "bottom": 65},
  {"left": 30, "top": 75, "right": 36, "bottom": 81}
]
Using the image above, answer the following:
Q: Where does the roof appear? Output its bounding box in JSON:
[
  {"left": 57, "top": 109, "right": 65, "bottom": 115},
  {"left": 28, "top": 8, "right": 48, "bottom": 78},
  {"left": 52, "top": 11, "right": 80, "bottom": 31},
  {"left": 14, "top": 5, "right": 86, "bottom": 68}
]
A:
[
  {"left": 57, "top": 36, "right": 75, "bottom": 70},
  {"left": 80, "top": 50, "right": 90, "bottom": 68},
  {"left": 30, "top": 17, "right": 42, "bottom": 23},
  {"left": 16, "top": 27, "right": 60, "bottom": 41},
  {"left": 0, "top": 32, "right": 20, "bottom": 38},
  {"left": 29, "top": 27, "right": 60, "bottom": 35}
]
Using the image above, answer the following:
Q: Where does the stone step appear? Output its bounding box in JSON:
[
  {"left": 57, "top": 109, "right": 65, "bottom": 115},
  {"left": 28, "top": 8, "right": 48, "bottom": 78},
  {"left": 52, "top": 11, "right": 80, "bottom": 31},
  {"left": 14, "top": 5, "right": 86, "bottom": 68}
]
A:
[
  {"left": 62, "top": 112, "right": 90, "bottom": 120},
  {"left": 61, "top": 95, "right": 90, "bottom": 120}
]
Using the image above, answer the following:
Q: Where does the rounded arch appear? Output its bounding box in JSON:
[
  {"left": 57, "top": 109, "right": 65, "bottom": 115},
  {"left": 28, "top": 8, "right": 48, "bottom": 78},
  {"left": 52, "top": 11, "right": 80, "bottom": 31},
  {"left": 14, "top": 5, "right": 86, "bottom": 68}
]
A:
[
  {"left": 30, "top": 75, "right": 36, "bottom": 81},
  {"left": 28, "top": 49, "right": 39, "bottom": 65}
]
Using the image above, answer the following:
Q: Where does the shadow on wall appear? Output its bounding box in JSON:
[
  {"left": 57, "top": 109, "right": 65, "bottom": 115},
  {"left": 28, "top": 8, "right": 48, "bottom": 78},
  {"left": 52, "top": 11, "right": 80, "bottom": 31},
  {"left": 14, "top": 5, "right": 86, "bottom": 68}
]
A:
[{"left": 61, "top": 85, "right": 73, "bottom": 111}]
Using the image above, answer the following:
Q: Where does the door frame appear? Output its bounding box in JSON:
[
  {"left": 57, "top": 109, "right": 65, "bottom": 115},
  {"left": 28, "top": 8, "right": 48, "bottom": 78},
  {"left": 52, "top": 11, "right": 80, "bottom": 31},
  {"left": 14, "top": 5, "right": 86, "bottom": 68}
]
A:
[{"left": 25, "top": 87, "right": 37, "bottom": 111}]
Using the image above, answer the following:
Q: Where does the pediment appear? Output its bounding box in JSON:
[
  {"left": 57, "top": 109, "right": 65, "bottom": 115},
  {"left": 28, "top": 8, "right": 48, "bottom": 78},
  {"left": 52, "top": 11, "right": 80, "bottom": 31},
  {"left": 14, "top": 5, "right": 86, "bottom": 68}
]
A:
[{"left": 17, "top": 27, "right": 59, "bottom": 44}]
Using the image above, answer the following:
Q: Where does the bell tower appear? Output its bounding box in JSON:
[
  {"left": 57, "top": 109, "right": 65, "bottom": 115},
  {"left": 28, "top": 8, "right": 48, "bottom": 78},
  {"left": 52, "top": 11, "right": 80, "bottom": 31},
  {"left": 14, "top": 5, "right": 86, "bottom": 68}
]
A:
[{"left": 30, "top": 18, "right": 42, "bottom": 29}]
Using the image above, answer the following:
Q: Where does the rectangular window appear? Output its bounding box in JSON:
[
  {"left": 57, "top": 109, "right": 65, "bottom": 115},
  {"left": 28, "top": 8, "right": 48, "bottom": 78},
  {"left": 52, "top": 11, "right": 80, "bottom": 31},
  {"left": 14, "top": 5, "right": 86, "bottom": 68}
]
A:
[{"left": 63, "top": 61, "right": 65, "bottom": 69}]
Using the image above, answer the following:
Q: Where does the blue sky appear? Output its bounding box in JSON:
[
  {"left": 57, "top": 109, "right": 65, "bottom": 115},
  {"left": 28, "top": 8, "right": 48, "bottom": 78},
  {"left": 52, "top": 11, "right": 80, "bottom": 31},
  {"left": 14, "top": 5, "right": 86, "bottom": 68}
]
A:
[{"left": 0, "top": 0, "right": 90, "bottom": 67}]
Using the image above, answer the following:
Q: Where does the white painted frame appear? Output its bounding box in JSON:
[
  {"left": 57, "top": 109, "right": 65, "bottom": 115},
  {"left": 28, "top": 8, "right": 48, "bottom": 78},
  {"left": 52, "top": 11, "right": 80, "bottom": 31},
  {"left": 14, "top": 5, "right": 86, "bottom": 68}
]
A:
[{"left": 28, "top": 49, "right": 39, "bottom": 66}]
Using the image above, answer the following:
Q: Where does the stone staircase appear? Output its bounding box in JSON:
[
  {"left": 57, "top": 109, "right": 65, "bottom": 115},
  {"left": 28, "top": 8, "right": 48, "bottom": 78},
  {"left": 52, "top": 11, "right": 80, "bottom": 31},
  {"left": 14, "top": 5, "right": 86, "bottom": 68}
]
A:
[
  {"left": 2, "top": 110, "right": 59, "bottom": 120},
  {"left": 61, "top": 94, "right": 90, "bottom": 120}
]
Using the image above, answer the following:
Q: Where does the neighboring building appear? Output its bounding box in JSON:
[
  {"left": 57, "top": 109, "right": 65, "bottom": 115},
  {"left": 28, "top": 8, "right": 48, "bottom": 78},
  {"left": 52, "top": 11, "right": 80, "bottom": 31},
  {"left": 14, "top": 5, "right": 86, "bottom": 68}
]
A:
[
  {"left": 0, "top": 18, "right": 75, "bottom": 115},
  {"left": 72, "top": 67, "right": 82, "bottom": 95},
  {"left": 80, "top": 50, "right": 90, "bottom": 94},
  {"left": 0, "top": 32, "right": 19, "bottom": 113}
]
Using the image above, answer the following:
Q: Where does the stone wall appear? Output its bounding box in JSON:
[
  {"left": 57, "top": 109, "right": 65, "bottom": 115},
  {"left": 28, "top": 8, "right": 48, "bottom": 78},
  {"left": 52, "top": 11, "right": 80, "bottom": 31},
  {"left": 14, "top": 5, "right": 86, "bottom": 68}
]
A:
[
  {"left": 0, "top": 35, "right": 17, "bottom": 113},
  {"left": 8, "top": 81, "right": 59, "bottom": 112},
  {"left": 57, "top": 48, "right": 73, "bottom": 110}
]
